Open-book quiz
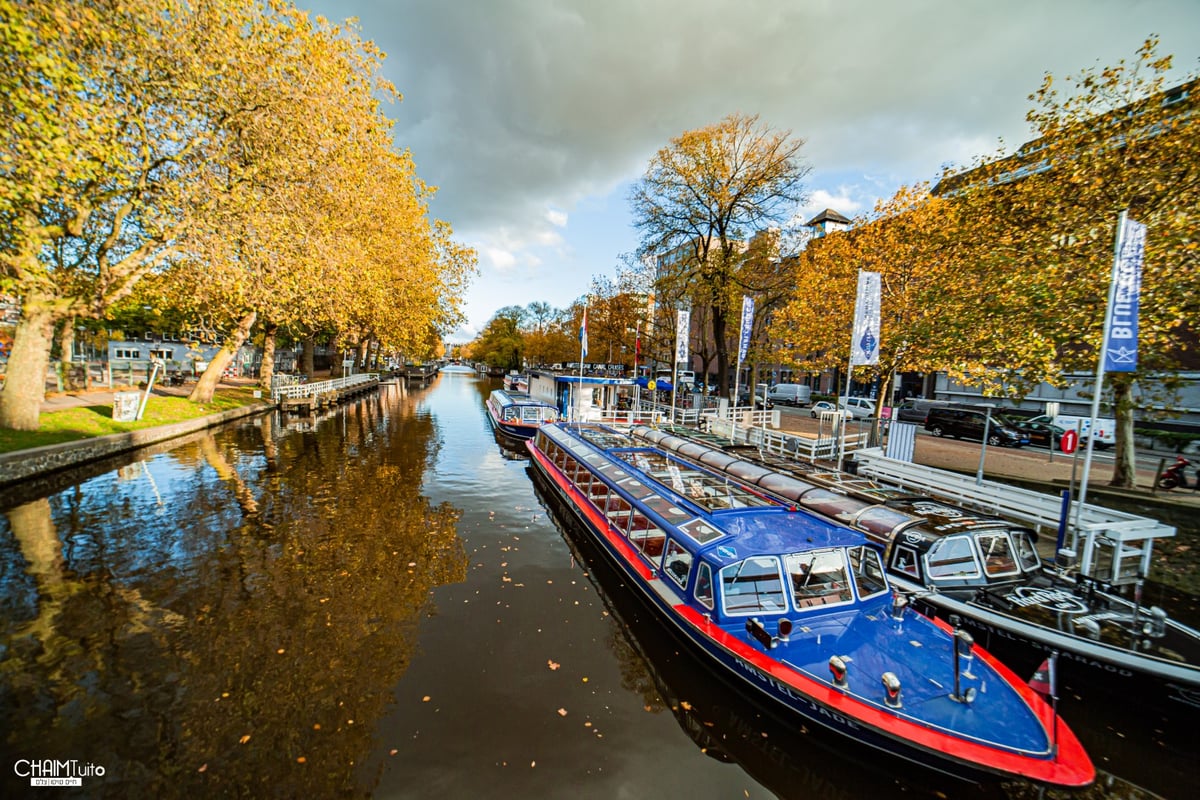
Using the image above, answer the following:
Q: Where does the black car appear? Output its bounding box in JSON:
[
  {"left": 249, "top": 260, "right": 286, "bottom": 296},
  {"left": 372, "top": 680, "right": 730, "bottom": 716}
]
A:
[
  {"left": 735, "top": 387, "right": 773, "bottom": 409},
  {"left": 924, "top": 406, "right": 1029, "bottom": 447},
  {"left": 1007, "top": 418, "right": 1065, "bottom": 449}
]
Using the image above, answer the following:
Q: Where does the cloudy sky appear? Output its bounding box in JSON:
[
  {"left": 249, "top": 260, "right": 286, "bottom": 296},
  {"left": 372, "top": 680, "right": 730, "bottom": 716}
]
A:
[{"left": 300, "top": 0, "right": 1200, "bottom": 341}]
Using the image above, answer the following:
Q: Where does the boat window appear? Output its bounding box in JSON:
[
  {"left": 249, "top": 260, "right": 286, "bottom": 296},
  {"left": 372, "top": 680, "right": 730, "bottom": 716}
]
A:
[
  {"left": 629, "top": 514, "right": 666, "bottom": 565},
  {"left": 616, "top": 477, "right": 655, "bottom": 500},
  {"left": 855, "top": 507, "right": 920, "bottom": 539},
  {"left": 925, "top": 535, "right": 981, "bottom": 580},
  {"left": 521, "top": 407, "right": 540, "bottom": 423},
  {"left": 785, "top": 550, "right": 853, "bottom": 609},
  {"left": 695, "top": 562, "right": 714, "bottom": 609},
  {"left": 606, "top": 495, "right": 632, "bottom": 534},
  {"left": 679, "top": 519, "right": 724, "bottom": 545},
  {"left": 847, "top": 546, "right": 889, "bottom": 599},
  {"left": 663, "top": 539, "right": 693, "bottom": 588},
  {"left": 977, "top": 532, "right": 1019, "bottom": 577},
  {"left": 587, "top": 481, "right": 611, "bottom": 508},
  {"left": 890, "top": 545, "right": 921, "bottom": 578},
  {"left": 642, "top": 496, "right": 693, "bottom": 526},
  {"left": 1013, "top": 532, "right": 1041, "bottom": 571},
  {"left": 721, "top": 556, "right": 786, "bottom": 615}
]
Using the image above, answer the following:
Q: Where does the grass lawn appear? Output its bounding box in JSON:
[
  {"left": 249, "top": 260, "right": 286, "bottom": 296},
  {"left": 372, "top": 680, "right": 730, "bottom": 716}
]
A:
[{"left": 0, "top": 388, "right": 265, "bottom": 454}]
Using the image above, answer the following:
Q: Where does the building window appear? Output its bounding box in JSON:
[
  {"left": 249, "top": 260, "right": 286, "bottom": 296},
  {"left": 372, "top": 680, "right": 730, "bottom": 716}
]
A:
[{"left": 114, "top": 348, "right": 140, "bottom": 359}]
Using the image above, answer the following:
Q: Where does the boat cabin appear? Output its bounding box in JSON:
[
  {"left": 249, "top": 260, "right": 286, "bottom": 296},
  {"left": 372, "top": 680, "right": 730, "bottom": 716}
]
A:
[
  {"left": 533, "top": 425, "right": 892, "bottom": 624},
  {"left": 630, "top": 426, "right": 1044, "bottom": 593}
]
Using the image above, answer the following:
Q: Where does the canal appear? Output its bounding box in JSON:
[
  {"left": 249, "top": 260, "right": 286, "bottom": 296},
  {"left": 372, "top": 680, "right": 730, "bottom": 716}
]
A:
[{"left": 0, "top": 370, "right": 1192, "bottom": 799}]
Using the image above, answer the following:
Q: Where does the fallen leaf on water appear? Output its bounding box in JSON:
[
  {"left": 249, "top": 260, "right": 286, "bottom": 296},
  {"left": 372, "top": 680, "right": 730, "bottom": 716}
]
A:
[
  {"left": 239, "top": 734, "right": 250, "bottom": 744},
  {"left": 313, "top": 723, "right": 321, "bottom": 730},
  {"left": 422, "top": 696, "right": 431, "bottom": 702},
  {"left": 557, "top": 708, "right": 568, "bottom": 716},
  {"left": 548, "top": 660, "right": 560, "bottom": 670},
  {"left": 197, "top": 764, "right": 207, "bottom": 773},
  {"left": 389, "top": 749, "right": 398, "bottom": 756},
  {"left": 296, "top": 757, "right": 306, "bottom": 764}
]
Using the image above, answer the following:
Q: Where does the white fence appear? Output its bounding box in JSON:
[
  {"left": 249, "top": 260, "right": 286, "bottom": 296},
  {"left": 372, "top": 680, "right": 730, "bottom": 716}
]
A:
[
  {"left": 701, "top": 415, "right": 871, "bottom": 462},
  {"left": 271, "top": 373, "right": 378, "bottom": 402},
  {"left": 853, "top": 447, "right": 1175, "bottom": 584}
]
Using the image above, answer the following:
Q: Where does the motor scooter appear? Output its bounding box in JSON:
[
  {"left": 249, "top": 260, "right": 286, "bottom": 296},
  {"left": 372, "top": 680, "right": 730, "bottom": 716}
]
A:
[{"left": 1156, "top": 455, "right": 1197, "bottom": 490}]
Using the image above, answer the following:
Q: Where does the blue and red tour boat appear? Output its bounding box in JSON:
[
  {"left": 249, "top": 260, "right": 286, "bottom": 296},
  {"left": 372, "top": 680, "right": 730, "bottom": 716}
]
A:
[
  {"left": 526, "top": 422, "right": 1094, "bottom": 787},
  {"left": 485, "top": 388, "right": 559, "bottom": 440}
]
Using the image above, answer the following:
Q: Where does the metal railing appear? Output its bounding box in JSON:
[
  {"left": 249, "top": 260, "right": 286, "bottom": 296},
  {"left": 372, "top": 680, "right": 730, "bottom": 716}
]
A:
[
  {"left": 271, "top": 373, "right": 378, "bottom": 402},
  {"left": 852, "top": 446, "right": 1175, "bottom": 584},
  {"left": 701, "top": 416, "right": 870, "bottom": 461}
]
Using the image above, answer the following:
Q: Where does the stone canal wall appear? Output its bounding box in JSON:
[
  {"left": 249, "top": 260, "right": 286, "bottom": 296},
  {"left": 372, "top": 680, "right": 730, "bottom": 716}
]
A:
[{"left": 0, "top": 403, "right": 270, "bottom": 487}]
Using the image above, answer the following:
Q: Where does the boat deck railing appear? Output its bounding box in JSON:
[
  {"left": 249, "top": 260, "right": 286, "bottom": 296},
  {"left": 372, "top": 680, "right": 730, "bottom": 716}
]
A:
[
  {"left": 853, "top": 446, "right": 1175, "bottom": 585},
  {"left": 701, "top": 415, "right": 871, "bottom": 462},
  {"left": 271, "top": 372, "right": 379, "bottom": 402}
]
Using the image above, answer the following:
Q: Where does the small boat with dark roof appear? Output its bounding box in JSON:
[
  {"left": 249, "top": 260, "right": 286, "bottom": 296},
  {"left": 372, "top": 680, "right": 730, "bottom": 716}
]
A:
[
  {"left": 631, "top": 424, "right": 1200, "bottom": 717},
  {"left": 485, "top": 388, "right": 559, "bottom": 440},
  {"left": 527, "top": 422, "right": 1094, "bottom": 787}
]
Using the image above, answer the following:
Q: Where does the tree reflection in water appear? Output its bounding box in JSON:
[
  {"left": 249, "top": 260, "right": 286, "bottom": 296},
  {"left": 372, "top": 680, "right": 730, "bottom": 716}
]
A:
[{"left": 0, "top": 388, "right": 465, "bottom": 798}]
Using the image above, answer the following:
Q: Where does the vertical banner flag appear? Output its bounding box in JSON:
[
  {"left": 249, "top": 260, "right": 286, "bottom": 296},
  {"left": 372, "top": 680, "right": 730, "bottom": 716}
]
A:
[
  {"left": 737, "top": 295, "right": 755, "bottom": 366},
  {"left": 850, "top": 271, "right": 881, "bottom": 366},
  {"left": 675, "top": 309, "right": 690, "bottom": 365},
  {"left": 1104, "top": 216, "right": 1146, "bottom": 373},
  {"left": 579, "top": 306, "right": 588, "bottom": 359}
]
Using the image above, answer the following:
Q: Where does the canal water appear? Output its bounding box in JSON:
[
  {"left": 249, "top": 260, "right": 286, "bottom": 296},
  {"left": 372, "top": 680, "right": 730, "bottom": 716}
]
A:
[{"left": 0, "top": 371, "right": 1192, "bottom": 799}]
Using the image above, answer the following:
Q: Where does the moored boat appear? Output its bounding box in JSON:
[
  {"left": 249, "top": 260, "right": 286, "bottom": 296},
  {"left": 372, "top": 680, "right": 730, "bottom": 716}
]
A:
[
  {"left": 485, "top": 389, "right": 558, "bottom": 440},
  {"left": 527, "top": 422, "right": 1094, "bottom": 787},
  {"left": 631, "top": 425, "right": 1200, "bottom": 717}
]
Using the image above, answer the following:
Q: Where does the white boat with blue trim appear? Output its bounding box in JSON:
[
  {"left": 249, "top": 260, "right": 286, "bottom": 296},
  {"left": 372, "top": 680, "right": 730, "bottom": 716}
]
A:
[{"left": 526, "top": 422, "right": 1094, "bottom": 787}]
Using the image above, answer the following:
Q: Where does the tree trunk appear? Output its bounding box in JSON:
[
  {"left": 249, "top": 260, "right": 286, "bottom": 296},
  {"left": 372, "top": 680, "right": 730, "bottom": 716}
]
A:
[
  {"left": 57, "top": 320, "right": 77, "bottom": 391},
  {"left": 301, "top": 336, "right": 315, "bottom": 379},
  {"left": 357, "top": 338, "right": 369, "bottom": 370},
  {"left": 1109, "top": 374, "right": 1137, "bottom": 488},
  {"left": 189, "top": 311, "right": 257, "bottom": 403},
  {"left": 0, "top": 303, "right": 57, "bottom": 430},
  {"left": 712, "top": 304, "right": 730, "bottom": 397},
  {"left": 259, "top": 323, "right": 278, "bottom": 390}
]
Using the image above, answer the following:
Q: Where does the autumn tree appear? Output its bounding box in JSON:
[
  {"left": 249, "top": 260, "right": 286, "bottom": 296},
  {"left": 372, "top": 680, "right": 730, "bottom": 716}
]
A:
[
  {"left": 474, "top": 306, "right": 526, "bottom": 370},
  {"left": 945, "top": 38, "right": 1200, "bottom": 486},
  {"left": 630, "top": 113, "right": 809, "bottom": 396},
  {"left": 0, "top": 0, "right": 249, "bottom": 428},
  {"left": 772, "top": 186, "right": 974, "bottom": 419}
]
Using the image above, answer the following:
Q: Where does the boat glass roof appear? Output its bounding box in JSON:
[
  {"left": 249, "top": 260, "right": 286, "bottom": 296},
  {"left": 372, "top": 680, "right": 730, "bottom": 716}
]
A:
[{"left": 613, "top": 450, "right": 773, "bottom": 513}]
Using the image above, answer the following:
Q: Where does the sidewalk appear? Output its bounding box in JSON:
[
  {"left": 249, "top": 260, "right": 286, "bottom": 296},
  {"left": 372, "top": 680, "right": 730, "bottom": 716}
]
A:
[{"left": 775, "top": 415, "right": 1200, "bottom": 515}]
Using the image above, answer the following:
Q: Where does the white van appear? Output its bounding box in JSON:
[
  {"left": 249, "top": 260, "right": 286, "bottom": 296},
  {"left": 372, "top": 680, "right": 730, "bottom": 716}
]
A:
[
  {"left": 838, "top": 396, "right": 876, "bottom": 419},
  {"left": 766, "top": 384, "right": 812, "bottom": 407},
  {"left": 1027, "top": 414, "right": 1115, "bottom": 449}
]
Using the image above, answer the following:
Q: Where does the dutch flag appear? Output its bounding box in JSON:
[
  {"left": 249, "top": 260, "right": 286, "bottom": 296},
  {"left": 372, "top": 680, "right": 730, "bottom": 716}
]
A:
[{"left": 579, "top": 307, "right": 588, "bottom": 359}]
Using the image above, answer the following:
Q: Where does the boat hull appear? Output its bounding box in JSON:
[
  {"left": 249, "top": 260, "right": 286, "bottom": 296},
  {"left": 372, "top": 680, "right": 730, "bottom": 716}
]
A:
[
  {"left": 526, "top": 441, "right": 1092, "bottom": 787},
  {"left": 903, "top": 584, "right": 1200, "bottom": 715}
]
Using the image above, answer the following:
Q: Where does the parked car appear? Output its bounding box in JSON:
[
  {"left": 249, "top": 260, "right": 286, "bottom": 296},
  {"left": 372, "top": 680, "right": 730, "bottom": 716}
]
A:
[
  {"left": 735, "top": 386, "right": 773, "bottom": 409},
  {"left": 924, "top": 406, "right": 1029, "bottom": 447},
  {"left": 838, "top": 396, "right": 876, "bottom": 419},
  {"left": 810, "top": 400, "right": 850, "bottom": 419},
  {"left": 766, "top": 383, "right": 812, "bottom": 407},
  {"left": 1007, "top": 418, "right": 1066, "bottom": 449},
  {"left": 895, "top": 398, "right": 949, "bottom": 423}
]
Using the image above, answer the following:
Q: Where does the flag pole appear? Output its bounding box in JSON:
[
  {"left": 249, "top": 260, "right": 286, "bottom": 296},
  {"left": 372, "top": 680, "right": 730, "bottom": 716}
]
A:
[
  {"left": 1072, "top": 210, "right": 1127, "bottom": 545},
  {"left": 577, "top": 301, "right": 588, "bottom": 426}
]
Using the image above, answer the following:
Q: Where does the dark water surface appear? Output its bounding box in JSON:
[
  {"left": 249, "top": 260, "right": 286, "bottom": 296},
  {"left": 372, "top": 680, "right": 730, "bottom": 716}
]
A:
[{"left": 0, "top": 372, "right": 1192, "bottom": 799}]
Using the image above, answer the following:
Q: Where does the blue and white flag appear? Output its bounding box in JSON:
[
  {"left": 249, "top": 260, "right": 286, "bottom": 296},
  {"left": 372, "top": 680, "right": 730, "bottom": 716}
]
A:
[
  {"left": 850, "top": 271, "right": 881, "bottom": 366},
  {"left": 737, "top": 295, "right": 755, "bottom": 366},
  {"left": 1103, "top": 216, "right": 1146, "bottom": 373},
  {"left": 579, "top": 306, "right": 588, "bottom": 359},
  {"left": 675, "top": 309, "right": 690, "bottom": 365}
]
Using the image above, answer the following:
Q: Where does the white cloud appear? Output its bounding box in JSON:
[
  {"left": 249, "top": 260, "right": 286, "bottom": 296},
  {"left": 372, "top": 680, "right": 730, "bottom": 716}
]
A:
[{"left": 301, "top": 0, "right": 1200, "bottom": 330}]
